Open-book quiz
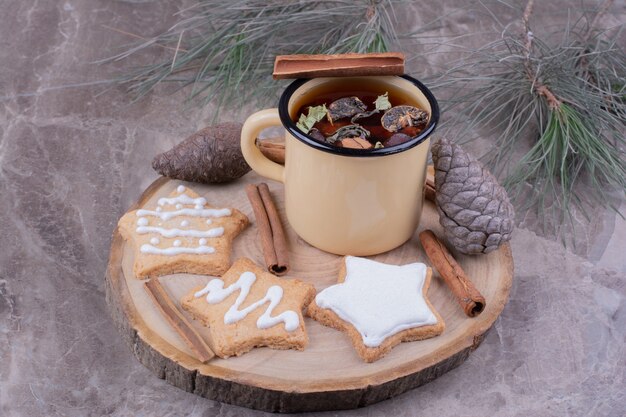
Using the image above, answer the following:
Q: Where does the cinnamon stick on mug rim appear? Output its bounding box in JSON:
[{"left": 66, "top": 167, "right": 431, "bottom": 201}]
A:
[
  {"left": 144, "top": 278, "right": 215, "bottom": 363},
  {"left": 246, "top": 183, "right": 290, "bottom": 275},
  {"left": 273, "top": 52, "right": 405, "bottom": 79},
  {"left": 419, "top": 229, "right": 486, "bottom": 317}
]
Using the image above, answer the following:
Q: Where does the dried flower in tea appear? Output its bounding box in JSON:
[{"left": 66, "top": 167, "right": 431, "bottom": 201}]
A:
[
  {"left": 327, "top": 97, "right": 367, "bottom": 123},
  {"left": 326, "top": 125, "right": 371, "bottom": 143},
  {"left": 382, "top": 105, "right": 429, "bottom": 132}
]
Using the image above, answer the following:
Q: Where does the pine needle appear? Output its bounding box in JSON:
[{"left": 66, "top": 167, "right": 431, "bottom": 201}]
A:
[
  {"left": 100, "top": 0, "right": 409, "bottom": 117},
  {"left": 428, "top": 0, "right": 626, "bottom": 238}
]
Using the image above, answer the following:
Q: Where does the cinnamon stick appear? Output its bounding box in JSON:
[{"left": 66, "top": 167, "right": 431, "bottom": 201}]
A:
[
  {"left": 419, "top": 230, "right": 486, "bottom": 317},
  {"left": 144, "top": 278, "right": 214, "bottom": 363},
  {"left": 256, "top": 137, "right": 285, "bottom": 165},
  {"left": 425, "top": 165, "right": 436, "bottom": 202},
  {"left": 245, "top": 183, "right": 290, "bottom": 275},
  {"left": 273, "top": 52, "right": 405, "bottom": 79},
  {"left": 425, "top": 179, "right": 436, "bottom": 202}
]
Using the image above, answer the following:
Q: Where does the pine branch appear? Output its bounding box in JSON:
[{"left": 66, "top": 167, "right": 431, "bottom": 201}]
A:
[
  {"left": 101, "top": 0, "right": 410, "bottom": 117},
  {"left": 522, "top": 0, "right": 562, "bottom": 110},
  {"left": 428, "top": 1, "right": 626, "bottom": 240}
]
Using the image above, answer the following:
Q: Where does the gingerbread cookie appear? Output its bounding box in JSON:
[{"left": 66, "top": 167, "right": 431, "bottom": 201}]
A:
[
  {"left": 307, "top": 256, "right": 445, "bottom": 362},
  {"left": 118, "top": 184, "right": 248, "bottom": 279},
  {"left": 181, "top": 258, "right": 316, "bottom": 358}
]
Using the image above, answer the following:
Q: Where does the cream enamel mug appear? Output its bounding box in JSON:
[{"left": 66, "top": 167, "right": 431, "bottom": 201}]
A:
[{"left": 240, "top": 75, "right": 439, "bottom": 256}]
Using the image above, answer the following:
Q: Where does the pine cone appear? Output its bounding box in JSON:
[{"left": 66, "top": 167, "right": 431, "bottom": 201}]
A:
[
  {"left": 431, "top": 138, "right": 514, "bottom": 254},
  {"left": 152, "top": 122, "right": 250, "bottom": 184}
]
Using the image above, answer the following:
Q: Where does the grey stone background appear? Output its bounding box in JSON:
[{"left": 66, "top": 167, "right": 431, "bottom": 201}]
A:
[{"left": 0, "top": 1, "right": 624, "bottom": 416}]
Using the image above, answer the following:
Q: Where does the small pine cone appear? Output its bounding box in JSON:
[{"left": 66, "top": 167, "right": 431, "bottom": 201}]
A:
[
  {"left": 431, "top": 138, "right": 514, "bottom": 255},
  {"left": 152, "top": 122, "right": 250, "bottom": 184}
]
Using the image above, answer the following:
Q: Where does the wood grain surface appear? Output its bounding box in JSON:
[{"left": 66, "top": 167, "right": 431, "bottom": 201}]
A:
[{"left": 105, "top": 173, "right": 514, "bottom": 413}]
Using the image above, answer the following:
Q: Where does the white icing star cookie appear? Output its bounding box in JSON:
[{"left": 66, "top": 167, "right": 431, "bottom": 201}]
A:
[
  {"left": 181, "top": 258, "right": 316, "bottom": 358},
  {"left": 307, "top": 256, "right": 445, "bottom": 362},
  {"left": 118, "top": 184, "right": 248, "bottom": 279}
]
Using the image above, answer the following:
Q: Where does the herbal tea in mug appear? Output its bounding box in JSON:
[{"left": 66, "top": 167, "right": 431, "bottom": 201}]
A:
[
  {"left": 241, "top": 75, "right": 439, "bottom": 255},
  {"left": 292, "top": 78, "right": 430, "bottom": 150}
]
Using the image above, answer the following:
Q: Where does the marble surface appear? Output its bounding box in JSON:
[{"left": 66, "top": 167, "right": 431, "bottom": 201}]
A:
[{"left": 0, "top": 1, "right": 624, "bottom": 416}]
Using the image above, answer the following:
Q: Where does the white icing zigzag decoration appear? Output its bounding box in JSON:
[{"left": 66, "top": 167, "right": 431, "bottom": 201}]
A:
[
  {"left": 135, "top": 185, "right": 230, "bottom": 256},
  {"left": 194, "top": 271, "right": 299, "bottom": 332}
]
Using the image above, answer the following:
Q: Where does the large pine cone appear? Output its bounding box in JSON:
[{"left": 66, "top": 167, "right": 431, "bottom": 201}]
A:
[{"left": 431, "top": 138, "right": 514, "bottom": 254}]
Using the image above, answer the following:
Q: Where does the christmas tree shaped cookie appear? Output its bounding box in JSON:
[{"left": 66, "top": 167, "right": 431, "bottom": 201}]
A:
[
  {"left": 118, "top": 185, "right": 248, "bottom": 279},
  {"left": 307, "top": 256, "right": 445, "bottom": 362},
  {"left": 181, "top": 258, "right": 316, "bottom": 358}
]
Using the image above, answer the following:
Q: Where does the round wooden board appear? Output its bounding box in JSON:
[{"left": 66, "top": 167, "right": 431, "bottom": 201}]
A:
[{"left": 105, "top": 173, "right": 514, "bottom": 413}]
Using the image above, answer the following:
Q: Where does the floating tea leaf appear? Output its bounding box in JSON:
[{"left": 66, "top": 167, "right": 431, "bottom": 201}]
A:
[
  {"left": 328, "top": 97, "right": 367, "bottom": 122},
  {"left": 381, "top": 105, "right": 429, "bottom": 132},
  {"left": 374, "top": 92, "right": 392, "bottom": 111},
  {"left": 297, "top": 104, "right": 328, "bottom": 133},
  {"left": 351, "top": 92, "right": 392, "bottom": 123},
  {"left": 326, "top": 125, "right": 370, "bottom": 143}
]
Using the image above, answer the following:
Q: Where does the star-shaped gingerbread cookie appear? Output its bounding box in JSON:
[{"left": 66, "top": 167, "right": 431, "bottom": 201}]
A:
[
  {"left": 181, "top": 258, "right": 316, "bottom": 358},
  {"left": 118, "top": 184, "right": 248, "bottom": 279},
  {"left": 307, "top": 256, "right": 445, "bottom": 362}
]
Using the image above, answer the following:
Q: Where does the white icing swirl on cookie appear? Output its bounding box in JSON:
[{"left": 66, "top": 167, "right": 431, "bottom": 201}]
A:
[{"left": 195, "top": 272, "right": 299, "bottom": 332}]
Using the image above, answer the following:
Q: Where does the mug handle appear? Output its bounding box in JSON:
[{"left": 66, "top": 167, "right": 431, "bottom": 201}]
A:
[{"left": 241, "top": 108, "right": 285, "bottom": 183}]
